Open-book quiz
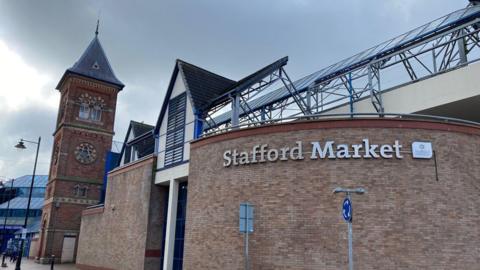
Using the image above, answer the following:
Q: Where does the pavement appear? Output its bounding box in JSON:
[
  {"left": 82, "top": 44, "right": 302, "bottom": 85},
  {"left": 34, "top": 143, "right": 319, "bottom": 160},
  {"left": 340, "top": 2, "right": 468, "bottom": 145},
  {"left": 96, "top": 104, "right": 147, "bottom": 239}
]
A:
[{"left": 2, "top": 258, "right": 79, "bottom": 270}]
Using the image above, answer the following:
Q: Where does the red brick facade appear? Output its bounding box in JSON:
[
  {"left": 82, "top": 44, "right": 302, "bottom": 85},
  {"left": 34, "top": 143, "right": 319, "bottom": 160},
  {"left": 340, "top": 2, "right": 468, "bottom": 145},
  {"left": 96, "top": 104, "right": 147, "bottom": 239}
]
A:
[
  {"left": 37, "top": 74, "right": 121, "bottom": 263},
  {"left": 186, "top": 119, "right": 480, "bottom": 270}
]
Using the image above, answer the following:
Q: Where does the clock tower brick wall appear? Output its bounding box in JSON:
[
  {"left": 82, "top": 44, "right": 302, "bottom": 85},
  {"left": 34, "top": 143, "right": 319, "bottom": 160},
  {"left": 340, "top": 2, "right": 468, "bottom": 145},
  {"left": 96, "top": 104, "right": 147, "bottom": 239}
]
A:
[{"left": 37, "top": 75, "right": 121, "bottom": 263}]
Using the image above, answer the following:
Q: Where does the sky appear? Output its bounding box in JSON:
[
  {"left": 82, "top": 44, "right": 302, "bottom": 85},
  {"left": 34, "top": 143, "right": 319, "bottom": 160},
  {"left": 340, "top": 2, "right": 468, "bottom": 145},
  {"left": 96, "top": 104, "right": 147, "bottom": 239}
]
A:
[{"left": 0, "top": 0, "right": 466, "bottom": 180}]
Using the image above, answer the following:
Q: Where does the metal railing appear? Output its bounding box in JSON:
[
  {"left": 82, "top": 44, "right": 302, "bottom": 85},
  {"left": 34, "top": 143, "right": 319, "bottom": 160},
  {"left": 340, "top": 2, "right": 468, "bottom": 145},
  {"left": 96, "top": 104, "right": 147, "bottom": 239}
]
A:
[{"left": 201, "top": 112, "right": 480, "bottom": 138}]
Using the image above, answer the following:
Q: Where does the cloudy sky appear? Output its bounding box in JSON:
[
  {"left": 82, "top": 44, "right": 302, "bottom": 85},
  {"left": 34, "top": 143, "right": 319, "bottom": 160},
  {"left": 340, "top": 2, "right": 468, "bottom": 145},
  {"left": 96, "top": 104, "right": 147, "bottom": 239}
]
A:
[{"left": 0, "top": 0, "right": 466, "bottom": 179}]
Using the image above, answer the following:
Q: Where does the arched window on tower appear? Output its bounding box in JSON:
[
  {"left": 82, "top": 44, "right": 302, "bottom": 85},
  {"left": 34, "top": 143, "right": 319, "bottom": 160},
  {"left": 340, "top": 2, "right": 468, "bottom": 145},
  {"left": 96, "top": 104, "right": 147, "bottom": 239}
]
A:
[
  {"left": 79, "top": 103, "right": 90, "bottom": 120},
  {"left": 91, "top": 104, "right": 102, "bottom": 121},
  {"left": 78, "top": 94, "right": 105, "bottom": 122}
]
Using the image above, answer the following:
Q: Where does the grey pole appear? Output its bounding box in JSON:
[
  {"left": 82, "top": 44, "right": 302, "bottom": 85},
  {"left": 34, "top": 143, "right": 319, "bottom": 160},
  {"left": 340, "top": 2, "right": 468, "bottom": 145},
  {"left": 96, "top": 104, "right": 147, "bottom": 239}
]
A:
[
  {"left": 348, "top": 217, "right": 353, "bottom": 270},
  {"left": 333, "top": 187, "right": 365, "bottom": 270},
  {"left": 14, "top": 137, "right": 41, "bottom": 270},
  {"left": 245, "top": 231, "right": 249, "bottom": 270}
]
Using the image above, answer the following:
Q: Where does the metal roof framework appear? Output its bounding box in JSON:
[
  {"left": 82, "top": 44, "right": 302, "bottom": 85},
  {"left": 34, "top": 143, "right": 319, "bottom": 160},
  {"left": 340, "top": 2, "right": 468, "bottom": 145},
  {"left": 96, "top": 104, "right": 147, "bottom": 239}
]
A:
[
  {"left": 204, "top": 57, "right": 310, "bottom": 130},
  {"left": 204, "top": 4, "right": 480, "bottom": 134}
]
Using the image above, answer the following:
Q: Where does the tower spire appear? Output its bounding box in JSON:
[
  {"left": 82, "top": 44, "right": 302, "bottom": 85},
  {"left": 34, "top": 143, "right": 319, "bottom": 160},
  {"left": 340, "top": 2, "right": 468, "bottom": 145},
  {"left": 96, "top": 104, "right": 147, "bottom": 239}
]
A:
[{"left": 95, "top": 19, "right": 99, "bottom": 36}]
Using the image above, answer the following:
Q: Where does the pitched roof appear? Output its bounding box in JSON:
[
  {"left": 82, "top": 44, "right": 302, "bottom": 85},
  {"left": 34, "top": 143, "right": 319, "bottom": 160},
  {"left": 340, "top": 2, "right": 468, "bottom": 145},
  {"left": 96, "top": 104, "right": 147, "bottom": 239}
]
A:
[
  {"left": 0, "top": 197, "right": 44, "bottom": 210},
  {"left": 57, "top": 35, "right": 124, "bottom": 89},
  {"left": 130, "top": 121, "right": 154, "bottom": 138},
  {"left": 203, "top": 57, "right": 288, "bottom": 110},
  {"left": 3, "top": 175, "right": 48, "bottom": 188},
  {"left": 117, "top": 120, "right": 155, "bottom": 166},
  {"left": 177, "top": 60, "right": 236, "bottom": 111},
  {"left": 154, "top": 60, "right": 236, "bottom": 135}
]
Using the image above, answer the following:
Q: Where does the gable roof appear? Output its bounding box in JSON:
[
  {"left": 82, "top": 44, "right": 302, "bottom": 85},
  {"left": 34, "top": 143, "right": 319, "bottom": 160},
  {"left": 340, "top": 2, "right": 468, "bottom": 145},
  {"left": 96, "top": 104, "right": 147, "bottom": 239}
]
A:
[
  {"left": 117, "top": 120, "right": 155, "bottom": 166},
  {"left": 177, "top": 60, "right": 236, "bottom": 111},
  {"left": 154, "top": 59, "right": 236, "bottom": 135},
  {"left": 131, "top": 121, "right": 154, "bottom": 138},
  {"left": 56, "top": 35, "right": 124, "bottom": 90}
]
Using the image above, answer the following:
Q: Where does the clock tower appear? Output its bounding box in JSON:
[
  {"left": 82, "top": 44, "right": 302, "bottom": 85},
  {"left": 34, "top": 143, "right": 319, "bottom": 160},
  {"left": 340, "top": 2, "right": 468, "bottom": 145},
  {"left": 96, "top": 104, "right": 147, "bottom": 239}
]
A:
[{"left": 37, "top": 30, "right": 124, "bottom": 263}]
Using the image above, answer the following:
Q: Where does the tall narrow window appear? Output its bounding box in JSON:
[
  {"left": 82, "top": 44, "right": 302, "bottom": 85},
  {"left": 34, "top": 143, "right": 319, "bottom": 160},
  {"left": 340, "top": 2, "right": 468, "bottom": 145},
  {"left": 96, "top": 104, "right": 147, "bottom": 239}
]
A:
[
  {"left": 91, "top": 105, "right": 102, "bottom": 121},
  {"left": 164, "top": 93, "right": 186, "bottom": 167},
  {"left": 79, "top": 103, "right": 90, "bottom": 119}
]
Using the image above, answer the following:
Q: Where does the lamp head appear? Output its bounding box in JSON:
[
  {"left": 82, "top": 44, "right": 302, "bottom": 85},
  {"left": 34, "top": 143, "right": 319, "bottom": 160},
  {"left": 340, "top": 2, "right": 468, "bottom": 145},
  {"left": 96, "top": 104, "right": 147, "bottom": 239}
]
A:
[
  {"left": 14, "top": 140, "right": 26, "bottom": 150},
  {"left": 333, "top": 187, "right": 366, "bottom": 195}
]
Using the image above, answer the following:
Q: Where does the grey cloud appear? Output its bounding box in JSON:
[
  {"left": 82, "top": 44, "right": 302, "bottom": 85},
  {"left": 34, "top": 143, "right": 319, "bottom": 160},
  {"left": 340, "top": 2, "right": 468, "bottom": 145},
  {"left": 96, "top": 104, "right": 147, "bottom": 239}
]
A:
[{"left": 0, "top": 0, "right": 468, "bottom": 177}]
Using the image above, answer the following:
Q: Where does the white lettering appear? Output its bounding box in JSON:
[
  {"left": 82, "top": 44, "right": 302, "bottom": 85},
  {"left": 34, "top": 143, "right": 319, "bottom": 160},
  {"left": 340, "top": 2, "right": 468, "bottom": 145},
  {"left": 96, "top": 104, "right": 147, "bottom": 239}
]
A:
[
  {"left": 352, "top": 144, "right": 362, "bottom": 158},
  {"left": 239, "top": 151, "right": 250, "bottom": 165},
  {"left": 267, "top": 149, "right": 279, "bottom": 162},
  {"left": 336, "top": 144, "right": 351, "bottom": 158},
  {"left": 311, "top": 141, "right": 335, "bottom": 159},
  {"left": 223, "top": 138, "right": 409, "bottom": 168},
  {"left": 380, "top": 144, "right": 393, "bottom": 158},
  {"left": 251, "top": 145, "right": 260, "bottom": 164},
  {"left": 290, "top": 141, "right": 304, "bottom": 160},
  {"left": 363, "top": 139, "right": 379, "bottom": 158},
  {"left": 232, "top": 149, "right": 239, "bottom": 165},
  {"left": 259, "top": 144, "right": 268, "bottom": 162},
  {"left": 393, "top": 140, "right": 403, "bottom": 158},
  {"left": 279, "top": 147, "right": 289, "bottom": 161},
  {"left": 223, "top": 150, "right": 232, "bottom": 167}
]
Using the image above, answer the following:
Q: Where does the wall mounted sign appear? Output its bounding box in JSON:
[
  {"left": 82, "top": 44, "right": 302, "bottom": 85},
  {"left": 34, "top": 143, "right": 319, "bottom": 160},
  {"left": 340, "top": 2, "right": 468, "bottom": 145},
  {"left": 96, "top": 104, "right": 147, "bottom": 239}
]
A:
[
  {"left": 411, "top": 141, "right": 433, "bottom": 159},
  {"left": 342, "top": 198, "right": 352, "bottom": 223},
  {"left": 223, "top": 139, "right": 432, "bottom": 167}
]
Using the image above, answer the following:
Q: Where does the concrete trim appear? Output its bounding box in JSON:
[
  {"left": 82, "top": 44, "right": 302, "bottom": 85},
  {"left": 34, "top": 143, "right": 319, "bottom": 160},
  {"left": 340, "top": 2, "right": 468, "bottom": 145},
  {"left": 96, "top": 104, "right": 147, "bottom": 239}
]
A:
[
  {"left": 51, "top": 176, "right": 104, "bottom": 185},
  {"left": 163, "top": 179, "right": 179, "bottom": 270},
  {"left": 108, "top": 154, "right": 155, "bottom": 177},
  {"left": 76, "top": 264, "right": 115, "bottom": 270},
  {"left": 53, "top": 123, "right": 115, "bottom": 137},
  {"left": 192, "top": 118, "right": 480, "bottom": 149},
  {"left": 82, "top": 206, "right": 105, "bottom": 216}
]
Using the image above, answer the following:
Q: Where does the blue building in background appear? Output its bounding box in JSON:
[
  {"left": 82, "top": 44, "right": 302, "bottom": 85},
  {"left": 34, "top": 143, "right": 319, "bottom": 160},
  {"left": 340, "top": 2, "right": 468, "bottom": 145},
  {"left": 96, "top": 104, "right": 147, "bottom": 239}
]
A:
[{"left": 0, "top": 175, "right": 48, "bottom": 255}]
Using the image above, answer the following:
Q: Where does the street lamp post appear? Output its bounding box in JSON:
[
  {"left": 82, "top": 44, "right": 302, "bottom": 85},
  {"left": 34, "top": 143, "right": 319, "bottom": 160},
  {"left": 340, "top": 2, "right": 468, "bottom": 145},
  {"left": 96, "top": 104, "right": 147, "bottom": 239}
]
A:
[
  {"left": 333, "top": 187, "right": 365, "bottom": 270},
  {"left": 14, "top": 137, "right": 41, "bottom": 270},
  {"left": 1, "top": 179, "right": 14, "bottom": 268}
]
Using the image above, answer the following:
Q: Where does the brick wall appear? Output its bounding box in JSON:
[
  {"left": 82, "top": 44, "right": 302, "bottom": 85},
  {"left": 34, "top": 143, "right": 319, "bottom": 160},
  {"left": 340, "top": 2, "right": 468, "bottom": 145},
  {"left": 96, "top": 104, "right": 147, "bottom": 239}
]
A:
[
  {"left": 38, "top": 74, "right": 120, "bottom": 262},
  {"left": 185, "top": 119, "right": 480, "bottom": 270},
  {"left": 77, "top": 156, "right": 168, "bottom": 270}
]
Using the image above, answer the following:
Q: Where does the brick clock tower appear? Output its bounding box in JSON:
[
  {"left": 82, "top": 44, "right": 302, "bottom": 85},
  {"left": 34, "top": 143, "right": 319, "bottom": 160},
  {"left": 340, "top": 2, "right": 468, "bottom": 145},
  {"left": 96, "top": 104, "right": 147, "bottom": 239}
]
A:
[{"left": 37, "top": 31, "right": 124, "bottom": 263}]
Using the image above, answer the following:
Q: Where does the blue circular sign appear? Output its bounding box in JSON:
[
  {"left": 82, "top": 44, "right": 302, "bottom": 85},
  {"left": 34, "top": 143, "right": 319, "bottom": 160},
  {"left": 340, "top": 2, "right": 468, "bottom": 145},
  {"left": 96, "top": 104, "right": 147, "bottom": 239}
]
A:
[{"left": 342, "top": 198, "right": 352, "bottom": 222}]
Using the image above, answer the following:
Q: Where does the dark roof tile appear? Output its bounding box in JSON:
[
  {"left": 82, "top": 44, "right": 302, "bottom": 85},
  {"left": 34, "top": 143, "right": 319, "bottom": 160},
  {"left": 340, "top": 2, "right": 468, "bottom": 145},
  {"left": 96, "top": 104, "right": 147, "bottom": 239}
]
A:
[
  {"left": 177, "top": 60, "right": 236, "bottom": 111},
  {"left": 58, "top": 36, "right": 124, "bottom": 89}
]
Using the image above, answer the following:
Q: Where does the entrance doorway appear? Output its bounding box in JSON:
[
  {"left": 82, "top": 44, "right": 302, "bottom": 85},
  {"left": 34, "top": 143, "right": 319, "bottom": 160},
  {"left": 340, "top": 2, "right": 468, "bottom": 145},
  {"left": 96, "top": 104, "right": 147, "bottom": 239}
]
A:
[{"left": 61, "top": 236, "right": 76, "bottom": 263}]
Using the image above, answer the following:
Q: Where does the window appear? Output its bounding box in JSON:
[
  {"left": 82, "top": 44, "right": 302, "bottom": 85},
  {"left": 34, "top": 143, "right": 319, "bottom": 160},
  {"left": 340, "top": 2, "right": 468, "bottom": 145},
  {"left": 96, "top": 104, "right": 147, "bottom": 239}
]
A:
[
  {"left": 74, "top": 185, "right": 88, "bottom": 197},
  {"left": 124, "top": 146, "right": 132, "bottom": 164},
  {"left": 91, "top": 105, "right": 102, "bottom": 121},
  {"left": 77, "top": 93, "right": 105, "bottom": 122},
  {"left": 172, "top": 182, "right": 188, "bottom": 270},
  {"left": 80, "top": 187, "right": 88, "bottom": 197},
  {"left": 164, "top": 93, "right": 186, "bottom": 167},
  {"left": 79, "top": 103, "right": 90, "bottom": 119}
]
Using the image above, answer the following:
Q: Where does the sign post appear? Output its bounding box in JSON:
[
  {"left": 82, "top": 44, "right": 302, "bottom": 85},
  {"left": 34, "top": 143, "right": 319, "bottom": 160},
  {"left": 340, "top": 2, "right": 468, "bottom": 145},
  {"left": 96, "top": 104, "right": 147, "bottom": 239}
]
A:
[
  {"left": 333, "top": 187, "right": 365, "bottom": 270},
  {"left": 239, "top": 203, "right": 254, "bottom": 270},
  {"left": 343, "top": 197, "right": 353, "bottom": 270}
]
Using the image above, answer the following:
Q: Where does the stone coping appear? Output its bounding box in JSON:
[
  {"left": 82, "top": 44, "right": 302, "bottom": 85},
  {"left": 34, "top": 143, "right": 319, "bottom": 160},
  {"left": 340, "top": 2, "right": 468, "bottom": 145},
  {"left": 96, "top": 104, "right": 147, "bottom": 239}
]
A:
[{"left": 192, "top": 118, "right": 480, "bottom": 149}]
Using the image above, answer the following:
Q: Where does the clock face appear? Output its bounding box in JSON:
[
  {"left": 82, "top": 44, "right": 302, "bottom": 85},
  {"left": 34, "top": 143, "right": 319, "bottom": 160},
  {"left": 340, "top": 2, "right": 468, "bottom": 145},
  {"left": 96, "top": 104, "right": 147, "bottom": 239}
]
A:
[{"left": 74, "top": 143, "right": 97, "bottom": 164}]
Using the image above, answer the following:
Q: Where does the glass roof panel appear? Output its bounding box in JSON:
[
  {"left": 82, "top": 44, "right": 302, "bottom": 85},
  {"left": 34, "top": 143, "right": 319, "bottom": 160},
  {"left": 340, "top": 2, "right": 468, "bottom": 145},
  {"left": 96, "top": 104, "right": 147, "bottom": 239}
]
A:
[{"left": 436, "top": 8, "right": 468, "bottom": 29}]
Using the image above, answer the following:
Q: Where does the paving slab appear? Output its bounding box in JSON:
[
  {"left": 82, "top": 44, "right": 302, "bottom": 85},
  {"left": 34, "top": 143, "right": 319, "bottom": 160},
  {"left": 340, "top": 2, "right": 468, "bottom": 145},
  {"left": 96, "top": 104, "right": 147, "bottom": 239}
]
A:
[{"left": 1, "top": 258, "right": 79, "bottom": 270}]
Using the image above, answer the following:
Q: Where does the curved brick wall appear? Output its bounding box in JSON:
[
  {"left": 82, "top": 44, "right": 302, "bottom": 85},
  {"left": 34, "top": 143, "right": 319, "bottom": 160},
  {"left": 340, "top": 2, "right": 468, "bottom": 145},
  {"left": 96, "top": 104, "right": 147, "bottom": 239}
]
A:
[{"left": 185, "top": 119, "right": 480, "bottom": 270}]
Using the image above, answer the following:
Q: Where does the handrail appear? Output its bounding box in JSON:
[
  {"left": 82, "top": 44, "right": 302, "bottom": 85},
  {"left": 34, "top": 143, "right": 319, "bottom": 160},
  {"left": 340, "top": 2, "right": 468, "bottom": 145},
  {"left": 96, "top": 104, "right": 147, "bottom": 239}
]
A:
[{"left": 201, "top": 113, "right": 480, "bottom": 138}]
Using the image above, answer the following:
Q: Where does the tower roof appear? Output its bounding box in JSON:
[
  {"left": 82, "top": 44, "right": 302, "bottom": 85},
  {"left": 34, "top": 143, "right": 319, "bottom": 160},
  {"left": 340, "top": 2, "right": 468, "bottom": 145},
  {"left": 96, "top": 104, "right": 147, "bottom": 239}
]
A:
[{"left": 57, "top": 35, "right": 124, "bottom": 90}]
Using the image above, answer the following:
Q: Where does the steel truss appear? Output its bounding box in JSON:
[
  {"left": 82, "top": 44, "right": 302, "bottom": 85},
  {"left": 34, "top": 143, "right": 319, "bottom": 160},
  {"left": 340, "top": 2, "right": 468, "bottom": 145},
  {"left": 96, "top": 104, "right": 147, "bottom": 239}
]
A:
[
  {"left": 204, "top": 65, "right": 309, "bottom": 132},
  {"left": 203, "top": 6, "right": 480, "bottom": 135}
]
